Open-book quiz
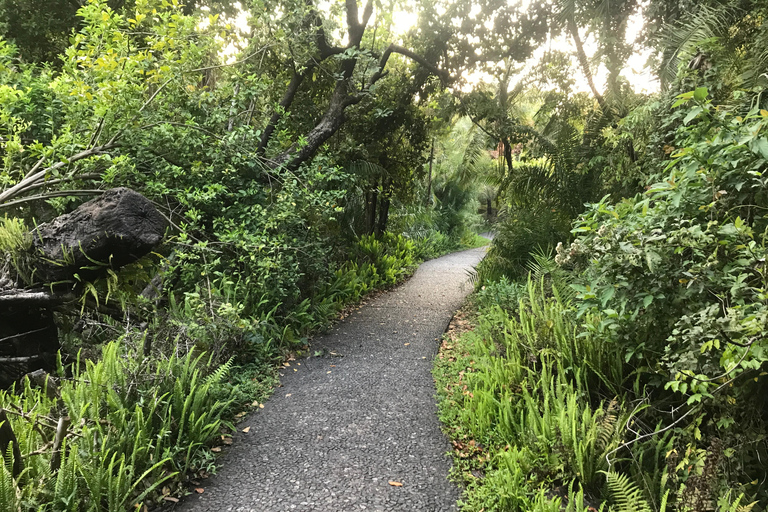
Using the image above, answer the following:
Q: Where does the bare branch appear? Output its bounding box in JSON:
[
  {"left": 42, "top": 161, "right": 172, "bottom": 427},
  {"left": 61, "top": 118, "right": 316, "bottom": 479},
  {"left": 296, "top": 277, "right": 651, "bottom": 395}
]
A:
[
  {"left": 0, "top": 190, "right": 104, "bottom": 210},
  {"left": 0, "top": 144, "right": 116, "bottom": 204}
]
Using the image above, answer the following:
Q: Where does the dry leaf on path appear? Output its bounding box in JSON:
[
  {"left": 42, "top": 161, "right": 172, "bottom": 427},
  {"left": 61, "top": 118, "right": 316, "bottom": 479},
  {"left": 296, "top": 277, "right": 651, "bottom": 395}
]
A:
[
  {"left": 242, "top": 426, "right": 251, "bottom": 433},
  {"left": 388, "top": 481, "right": 403, "bottom": 487},
  {"left": 163, "top": 497, "right": 179, "bottom": 503},
  {"left": 194, "top": 488, "right": 204, "bottom": 494},
  {"left": 211, "top": 447, "right": 222, "bottom": 453}
]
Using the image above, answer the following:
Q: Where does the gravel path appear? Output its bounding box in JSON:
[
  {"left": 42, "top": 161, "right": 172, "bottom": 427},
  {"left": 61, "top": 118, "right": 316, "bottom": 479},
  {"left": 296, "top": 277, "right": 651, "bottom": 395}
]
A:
[{"left": 173, "top": 246, "right": 487, "bottom": 512}]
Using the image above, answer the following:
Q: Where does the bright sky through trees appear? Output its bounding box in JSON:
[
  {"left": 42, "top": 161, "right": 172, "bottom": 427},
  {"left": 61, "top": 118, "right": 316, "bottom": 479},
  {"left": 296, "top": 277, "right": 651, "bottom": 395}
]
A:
[
  {"left": 226, "top": 0, "right": 659, "bottom": 94},
  {"left": 387, "top": 5, "right": 659, "bottom": 94}
]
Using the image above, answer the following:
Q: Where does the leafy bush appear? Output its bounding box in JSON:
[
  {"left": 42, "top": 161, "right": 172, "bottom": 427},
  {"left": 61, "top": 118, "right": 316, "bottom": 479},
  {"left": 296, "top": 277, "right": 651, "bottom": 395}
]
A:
[
  {"left": 555, "top": 90, "right": 768, "bottom": 505},
  {"left": 566, "top": 91, "right": 768, "bottom": 439},
  {"left": 474, "top": 276, "right": 525, "bottom": 312},
  {"left": 477, "top": 204, "right": 573, "bottom": 282}
]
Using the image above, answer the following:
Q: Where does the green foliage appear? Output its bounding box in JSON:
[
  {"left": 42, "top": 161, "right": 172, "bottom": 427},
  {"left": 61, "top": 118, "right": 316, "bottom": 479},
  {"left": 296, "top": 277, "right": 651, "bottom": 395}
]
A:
[
  {"left": 568, "top": 92, "right": 768, "bottom": 402},
  {"left": 0, "top": 340, "right": 234, "bottom": 510},
  {"left": 478, "top": 204, "right": 573, "bottom": 282},
  {"left": 0, "top": 215, "right": 31, "bottom": 283},
  {"left": 435, "top": 272, "right": 640, "bottom": 511}
]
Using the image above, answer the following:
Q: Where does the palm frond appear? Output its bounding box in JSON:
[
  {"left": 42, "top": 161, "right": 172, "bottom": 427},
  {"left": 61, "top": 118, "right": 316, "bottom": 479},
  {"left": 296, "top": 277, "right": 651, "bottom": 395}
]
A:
[
  {"left": 454, "top": 128, "right": 489, "bottom": 187},
  {"left": 658, "top": 3, "right": 741, "bottom": 86}
]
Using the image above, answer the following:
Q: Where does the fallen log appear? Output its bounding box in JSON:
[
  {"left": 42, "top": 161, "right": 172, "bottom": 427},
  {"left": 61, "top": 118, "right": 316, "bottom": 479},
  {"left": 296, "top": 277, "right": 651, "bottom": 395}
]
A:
[
  {"left": 1, "top": 188, "right": 167, "bottom": 387},
  {"left": 31, "top": 187, "right": 167, "bottom": 283}
]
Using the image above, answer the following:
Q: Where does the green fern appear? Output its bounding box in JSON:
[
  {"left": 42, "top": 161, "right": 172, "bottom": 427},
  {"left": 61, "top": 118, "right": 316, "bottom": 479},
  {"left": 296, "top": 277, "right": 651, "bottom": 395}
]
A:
[
  {"left": 596, "top": 399, "right": 619, "bottom": 452},
  {"left": 0, "top": 445, "right": 20, "bottom": 512},
  {"left": 606, "top": 471, "right": 652, "bottom": 512},
  {"left": 205, "top": 357, "right": 234, "bottom": 386}
]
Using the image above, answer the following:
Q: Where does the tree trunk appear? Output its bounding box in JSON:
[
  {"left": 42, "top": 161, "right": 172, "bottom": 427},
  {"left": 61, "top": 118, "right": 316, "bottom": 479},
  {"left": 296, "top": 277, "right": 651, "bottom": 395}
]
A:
[
  {"left": 567, "top": 16, "right": 607, "bottom": 112},
  {"left": 365, "top": 181, "right": 378, "bottom": 236},
  {"left": 426, "top": 137, "right": 434, "bottom": 205},
  {"left": 375, "top": 194, "right": 390, "bottom": 237}
]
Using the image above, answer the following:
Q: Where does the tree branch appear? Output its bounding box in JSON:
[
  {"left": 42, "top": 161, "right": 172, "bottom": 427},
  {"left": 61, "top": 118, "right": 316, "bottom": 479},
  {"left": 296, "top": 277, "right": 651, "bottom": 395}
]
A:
[{"left": 0, "top": 144, "right": 117, "bottom": 204}]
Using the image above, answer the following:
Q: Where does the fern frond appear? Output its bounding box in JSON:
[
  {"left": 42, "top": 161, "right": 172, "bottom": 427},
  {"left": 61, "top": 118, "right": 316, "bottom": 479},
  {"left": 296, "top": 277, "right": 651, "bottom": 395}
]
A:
[
  {"left": 205, "top": 357, "right": 234, "bottom": 386},
  {"left": 658, "top": 2, "right": 741, "bottom": 85},
  {"left": 596, "top": 399, "right": 619, "bottom": 451},
  {"left": 606, "top": 471, "right": 652, "bottom": 512}
]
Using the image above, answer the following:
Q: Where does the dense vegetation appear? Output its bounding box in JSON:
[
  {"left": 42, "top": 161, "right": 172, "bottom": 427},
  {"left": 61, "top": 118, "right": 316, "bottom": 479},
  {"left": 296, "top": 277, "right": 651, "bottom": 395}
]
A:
[
  {"left": 433, "top": 0, "right": 768, "bottom": 510},
  {"left": 0, "top": 0, "right": 766, "bottom": 509},
  {"left": 0, "top": 0, "right": 489, "bottom": 508}
]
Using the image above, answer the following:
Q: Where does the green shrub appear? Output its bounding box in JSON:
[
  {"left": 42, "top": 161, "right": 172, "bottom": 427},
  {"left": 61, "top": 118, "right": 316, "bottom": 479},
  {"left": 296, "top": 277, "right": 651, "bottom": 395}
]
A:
[{"left": 477, "top": 204, "right": 572, "bottom": 282}]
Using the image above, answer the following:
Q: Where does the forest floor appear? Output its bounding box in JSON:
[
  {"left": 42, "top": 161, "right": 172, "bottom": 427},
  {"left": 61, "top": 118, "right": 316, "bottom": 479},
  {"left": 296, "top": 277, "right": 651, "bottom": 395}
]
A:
[{"left": 171, "top": 245, "right": 488, "bottom": 512}]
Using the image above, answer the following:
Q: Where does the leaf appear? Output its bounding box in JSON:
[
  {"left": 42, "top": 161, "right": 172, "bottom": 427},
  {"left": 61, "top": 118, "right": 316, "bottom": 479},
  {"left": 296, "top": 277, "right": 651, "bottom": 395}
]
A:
[
  {"left": 693, "top": 86, "right": 708, "bottom": 102},
  {"left": 388, "top": 481, "right": 403, "bottom": 487},
  {"left": 242, "top": 426, "right": 250, "bottom": 433},
  {"left": 751, "top": 137, "right": 768, "bottom": 160},
  {"left": 684, "top": 106, "right": 704, "bottom": 125},
  {"left": 163, "top": 497, "right": 179, "bottom": 503},
  {"left": 211, "top": 447, "right": 221, "bottom": 453},
  {"left": 195, "top": 488, "right": 204, "bottom": 494}
]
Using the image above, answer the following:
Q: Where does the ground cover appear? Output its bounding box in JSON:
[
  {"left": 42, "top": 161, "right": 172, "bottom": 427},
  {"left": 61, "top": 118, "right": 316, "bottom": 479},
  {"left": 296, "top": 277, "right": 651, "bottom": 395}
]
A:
[{"left": 435, "top": 266, "right": 762, "bottom": 511}]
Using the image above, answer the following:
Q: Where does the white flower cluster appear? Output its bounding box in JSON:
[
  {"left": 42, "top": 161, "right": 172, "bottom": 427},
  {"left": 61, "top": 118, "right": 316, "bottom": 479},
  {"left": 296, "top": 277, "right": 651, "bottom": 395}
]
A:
[{"left": 555, "top": 239, "right": 584, "bottom": 266}]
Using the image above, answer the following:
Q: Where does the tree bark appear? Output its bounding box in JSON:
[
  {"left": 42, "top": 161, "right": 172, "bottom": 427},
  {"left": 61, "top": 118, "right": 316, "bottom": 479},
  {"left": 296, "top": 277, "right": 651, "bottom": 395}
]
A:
[
  {"left": 426, "top": 137, "right": 434, "bottom": 205},
  {"left": 375, "top": 194, "right": 390, "bottom": 237},
  {"left": 365, "top": 180, "right": 378, "bottom": 236},
  {"left": 31, "top": 187, "right": 167, "bottom": 283}
]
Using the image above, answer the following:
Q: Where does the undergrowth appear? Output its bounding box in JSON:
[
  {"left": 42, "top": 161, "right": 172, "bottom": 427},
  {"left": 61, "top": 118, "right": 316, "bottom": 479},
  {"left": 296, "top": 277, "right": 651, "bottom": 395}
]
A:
[
  {"left": 0, "top": 340, "right": 240, "bottom": 511},
  {"left": 434, "top": 271, "right": 760, "bottom": 511},
  {"left": 0, "top": 228, "right": 482, "bottom": 510}
]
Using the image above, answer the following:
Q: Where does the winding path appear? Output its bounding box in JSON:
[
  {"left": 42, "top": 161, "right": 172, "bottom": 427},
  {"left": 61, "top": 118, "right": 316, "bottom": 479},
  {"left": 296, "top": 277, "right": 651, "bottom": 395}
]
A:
[{"left": 174, "top": 246, "right": 487, "bottom": 512}]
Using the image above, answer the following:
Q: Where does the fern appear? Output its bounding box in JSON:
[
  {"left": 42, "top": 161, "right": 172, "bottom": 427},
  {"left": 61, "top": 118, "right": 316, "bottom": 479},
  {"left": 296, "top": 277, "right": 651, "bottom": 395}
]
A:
[
  {"left": 205, "top": 357, "right": 234, "bottom": 386},
  {"left": 596, "top": 399, "right": 619, "bottom": 452},
  {"left": 0, "top": 445, "right": 20, "bottom": 512},
  {"left": 606, "top": 471, "right": 652, "bottom": 512}
]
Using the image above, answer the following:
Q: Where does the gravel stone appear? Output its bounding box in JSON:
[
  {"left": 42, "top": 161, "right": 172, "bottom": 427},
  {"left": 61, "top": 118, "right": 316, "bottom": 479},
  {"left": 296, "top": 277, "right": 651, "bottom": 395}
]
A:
[{"left": 172, "top": 246, "right": 487, "bottom": 512}]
